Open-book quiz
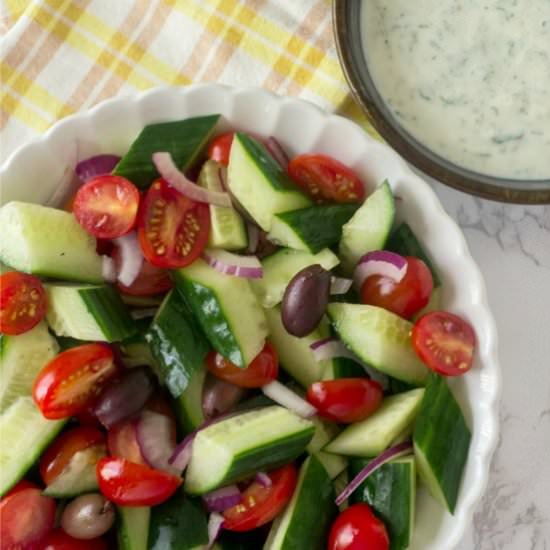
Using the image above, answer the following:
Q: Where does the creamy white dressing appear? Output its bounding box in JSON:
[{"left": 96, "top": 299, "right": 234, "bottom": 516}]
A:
[{"left": 361, "top": 0, "right": 550, "bottom": 180}]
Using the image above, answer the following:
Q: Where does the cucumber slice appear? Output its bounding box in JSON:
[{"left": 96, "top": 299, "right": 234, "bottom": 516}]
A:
[
  {"left": 324, "top": 389, "right": 425, "bottom": 457},
  {"left": 174, "top": 258, "right": 267, "bottom": 368},
  {"left": 251, "top": 248, "right": 339, "bottom": 309},
  {"left": 0, "top": 397, "right": 66, "bottom": 496},
  {"left": 184, "top": 406, "right": 314, "bottom": 494},
  {"left": 228, "top": 133, "right": 311, "bottom": 231},
  {"left": 117, "top": 506, "right": 150, "bottom": 550},
  {"left": 198, "top": 160, "right": 247, "bottom": 250},
  {"left": 328, "top": 303, "right": 429, "bottom": 386},
  {"left": 0, "top": 202, "right": 103, "bottom": 283},
  {"left": 413, "top": 373, "right": 471, "bottom": 513},
  {"left": 46, "top": 283, "right": 137, "bottom": 342},
  {"left": 322, "top": 356, "right": 367, "bottom": 380},
  {"left": 43, "top": 444, "right": 106, "bottom": 498},
  {"left": 307, "top": 417, "right": 347, "bottom": 479},
  {"left": 113, "top": 115, "right": 220, "bottom": 189},
  {"left": 338, "top": 181, "right": 395, "bottom": 273},
  {"left": 349, "top": 456, "right": 416, "bottom": 550},
  {"left": 0, "top": 322, "right": 59, "bottom": 412},
  {"left": 264, "top": 455, "right": 337, "bottom": 550},
  {"left": 268, "top": 204, "right": 358, "bottom": 254},
  {"left": 146, "top": 290, "right": 209, "bottom": 398},
  {"left": 173, "top": 362, "right": 207, "bottom": 433}
]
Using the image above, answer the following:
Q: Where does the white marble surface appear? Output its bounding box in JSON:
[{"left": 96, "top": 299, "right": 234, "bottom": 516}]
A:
[{"left": 426, "top": 183, "right": 550, "bottom": 549}]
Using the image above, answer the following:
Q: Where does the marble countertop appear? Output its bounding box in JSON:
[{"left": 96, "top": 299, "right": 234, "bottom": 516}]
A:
[{"left": 428, "top": 183, "right": 550, "bottom": 549}]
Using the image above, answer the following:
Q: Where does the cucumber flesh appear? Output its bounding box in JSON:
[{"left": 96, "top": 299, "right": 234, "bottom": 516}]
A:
[
  {"left": 307, "top": 417, "right": 347, "bottom": 479},
  {"left": 0, "top": 201, "right": 103, "bottom": 283},
  {"left": 324, "top": 389, "right": 425, "bottom": 457},
  {"left": 173, "top": 362, "right": 207, "bottom": 433},
  {"left": 117, "top": 506, "right": 150, "bottom": 550}
]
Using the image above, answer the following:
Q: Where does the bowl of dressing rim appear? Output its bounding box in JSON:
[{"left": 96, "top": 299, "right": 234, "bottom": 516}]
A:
[{"left": 333, "top": 0, "right": 550, "bottom": 204}]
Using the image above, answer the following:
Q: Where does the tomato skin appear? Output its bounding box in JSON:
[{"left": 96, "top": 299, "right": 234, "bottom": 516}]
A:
[
  {"left": 73, "top": 175, "right": 140, "bottom": 239},
  {"left": 223, "top": 464, "right": 297, "bottom": 531},
  {"left": 306, "top": 378, "right": 383, "bottom": 423},
  {"left": 39, "top": 427, "right": 105, "bottom": 486},
  {"left": 137, "top": 179, "right": 210, "bottom": 269},
  {"left": 207, "top": 132, "right": 235, "bottom": 166},
  {"left": 106, "top": 418, "right": 146, "bottom": 465},
  {"left": 206, "top": 342, "right": 279, "bottom": 388},
  {"left": 287, "top": 154, "right": 365, "bottom": 204},
  {"left": 38, "top": 528, "right": 107, "bottom": 550},
  {"left": 412, "top": 311, "right": 476, "bottom": 376},
  {"left": 360, "top": 256, "right": 433, "bottom": 319},
  {"left": 33, "top": 343, "right": 118, "bottom": 420},
  {"left": 4, "top": 480, "right": 39, "bottom": 498},
  {"left": 328, "top": 503, "right": 389, "bottom": 550},
  {"left": 0, "top": 272, "right": 47, "bottom": 335},
  {"left": 96, "top": 457, "right": 181, "bottom": 506}
]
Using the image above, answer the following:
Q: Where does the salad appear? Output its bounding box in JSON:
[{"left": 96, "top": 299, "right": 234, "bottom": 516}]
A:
[{"left": 0, "top": 115, "right": 477, "bottom": 550}]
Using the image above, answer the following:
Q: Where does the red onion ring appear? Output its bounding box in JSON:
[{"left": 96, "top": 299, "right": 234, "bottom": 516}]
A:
[
  {"left": 261, "top": 381, "right": 317, "bottom": 419},
  {"left": 203, "top": 485, "right": 242, "bottom": 513},
  {"left": 201, "top": 248, "right": 263, "bottom": 279},
  {"left": 75, "top": 154, "right": 121, "bottom": 183},
  {"left": 113, "top": 232, "right": 143, "bottom": 287},
  {"left": 354, "top": 250, "right": 408, "bottom": 290}
]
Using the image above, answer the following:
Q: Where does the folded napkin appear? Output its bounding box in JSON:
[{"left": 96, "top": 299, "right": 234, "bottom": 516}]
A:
[{"left": 0, "top": 0, "right": 377, "bottom": 161}]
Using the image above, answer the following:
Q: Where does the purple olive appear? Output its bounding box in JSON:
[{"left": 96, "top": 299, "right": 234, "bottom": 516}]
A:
[
  {"left": 282, "top": 264, "right": 331, "bottom": 337},
  {"left": 61, "top": 493, "right": 115, "bottom": 539}
]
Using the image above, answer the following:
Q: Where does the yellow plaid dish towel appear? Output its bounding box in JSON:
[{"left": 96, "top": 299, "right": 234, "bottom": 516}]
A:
[{"left": 0, "top": 0, "right": 376, "bottom": 161}]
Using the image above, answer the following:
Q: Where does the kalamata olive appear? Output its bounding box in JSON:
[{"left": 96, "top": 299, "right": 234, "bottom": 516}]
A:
[
  {"left": 282, "top": 264, "right": 331, "bottom": 337},
  {"left": 61, "top": 493, "right": 115, "bottom": 539},
  {"left": 202, "top": 374, "right": 247, "bottom": 419}
]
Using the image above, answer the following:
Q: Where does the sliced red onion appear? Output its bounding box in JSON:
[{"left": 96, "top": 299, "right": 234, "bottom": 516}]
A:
[
  {"left": 75, "top": 154, "right": 121, "bottom": 183},
  {"left": 255, "top": 471, "right": 272, "bottom": 488},
  {"left": 207, "top": 512, "right": 224, "bottom": 549},
  {"left": 264, "top": 137, "right": 290, "bottom": 170},
  {"left": 245, "top": 222, "right": 260, "bottom": 254},
  {"left": 101, "top": 255, "right": 117, "bottom": 283},
  {"left": 113, "top": 232, "right": 143, "bottom": 287},
  {"left": 202, "top": 248, "right": 263, "bottom": 279},
  {"left": 330, "top": 276, "right": 353, "bottom": 295},
  {"left": 354, "top": 250, "right": 408, "bottom": 290},
  {"left": 310, "top": 338, "right": 356, "bottom": 362},
  {"left": 203, "top": 485, "right": 241, "bottom": 513},
  {"left": 153, "top": 152, "right": 232, "bottom": 207},
  {"left": 130, "top": 307, "right": 158, "bottom": 320},
  {"left": 136, "top": 411, "right": 178, "bottom": 475},
  {"left": 168, "top": 433, "right": 194, "bottom": 474},
  {"left": 202, "top": 376, "right": 247, "bottom": 420},
  {"left": 261, "top": 381, "right": 317, "bottom": 419},
  {"left": 335, "top": 441, "right": 413, "bottom": 506}
]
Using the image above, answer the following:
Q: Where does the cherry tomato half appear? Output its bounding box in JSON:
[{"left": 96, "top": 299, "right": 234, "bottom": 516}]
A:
[
  {"left": 107, "top": 418, "right": 146, "bottom": 465},
  {"left": 412, "top": 311, "right": 476, "bottom": 376},
  {"left": 38, "top": 528, "right": 107, "bottom": 550},
  {"left": 223, "top": 464, "right": 298, "bottom": 531},
  {"left": 33, "top": 343, "right": 118, "bottom": 420},
  {"left": 0, "top": 272, "right": 47, "bottom": 336},
  {"left": 4, "top": 480, "right": 40, "bottom": 498},
  {"left": 360, "top": 256, "right": 433, "bottom": 319},
  {"left": 73, "top": 175, "right": 140, "bottom": 239},
  {"left": 206, "top": 342, "right": 279, "bottom": 388},
  {"left": 287, "top": 154, "right": 365, "bottom": 204},
  {"left": 306, "top": 378, "right": 383, "bottom": 424},
  {"left": 39, "top": 426, "right": 105, "bottom": 486},
  {"left": 207, "top": 132, "right": 235, "bottom": 166},
  {"left": 328, "top": 503, "right": 389, "bottom": 550},
  {"left": 137, "top": 179, "right": 210, "bottom": 269},
  {"left": 96, "top": 457, "right": 181, "bottom": 506}
]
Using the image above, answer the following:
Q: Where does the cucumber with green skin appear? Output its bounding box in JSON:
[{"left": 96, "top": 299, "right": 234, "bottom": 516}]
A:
[
  {"left": 173, "top": 361, "right": 207, "bottom": 433},
  {"left": 307, "top": 417, "right": 348, "bottom": 480},
  {"left": 117, "top": 506, "right": 150, "bottom": 550}
]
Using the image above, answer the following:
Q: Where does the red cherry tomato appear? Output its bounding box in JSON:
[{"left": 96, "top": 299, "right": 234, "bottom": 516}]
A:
[
  {"left": 107, "top": 418, "right": 146, "bottom": 465},
  {"left": 4, "top": 480, "right": 40, "bottom": 498},
  {"left": 38, "top": 528, "right": 107, "bottom": 550},
  {"left": 0, "top": 486, "right": 56, "bottom": 550},
  {"left": 96, "top": 457, "right": 181, "bottom": 506},
  {"left": 206, "top": 342, "right": 279, "bottom": 388},
  {"left": 328, "top": 503, "right": 389, "bottom": 550},
  {"left": 287, "top": 154, "right": 365, "bottom": 204},
  {"left": 207, "top": 132, "right": 235, "bottom": 166},
  {"left": 306, "top": 378, "right": 383, "bottom": 423},
  {"left": 412, "top": 311, "right": 476, "bottom": 376},
  {"left": 39, "top": 426, "right": 105, "bottom": 486},
  {"left": 73, "top": 175, "right": 140, "bottom": 239},
  {"left": 33, "top": 343, "right": 118, "bottom": 420},
  {"left": 360, "top": 256, "right": 433, "bottom": 319},
  {"left": 137, "top": 178, "right": 210, "bottom": 269},
  {"left": 223, "top": 464, "right": 297, "bottom": 531},
  {"left": 0, "top": 272, "right": 47, "bottom": 335}
]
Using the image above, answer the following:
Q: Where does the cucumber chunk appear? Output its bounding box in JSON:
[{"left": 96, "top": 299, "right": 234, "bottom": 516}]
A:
[
  {"left": 46, "top": 283, "right": 137, "bottom": 342},
  {"left": 251, "top": 248, "right": 339, "bottom": 309},
  {"left": 328, "top": 303, "right": 428, "bottom": 386},
  {"left": 268, "top": 204, "right": 358, "bottom": 254},
  {"left": 322, "top": 356, "right": 367, "bottom": 380},
  {"left": 184, "top": 406, "right": 314, "bottom": 495},
  {"left": 349, "top": 456, "right": 416, "bottom": 550},
  {"left": 117, "top": 506, "right": 150, "bottom": 550},
  {"left": 173, "top": 362, "right": 207, "bottom": 433},
  {"left": 174, "top": 258, "right": 268, "bottom": 368},
  {"left": 0, "top": 202, "right": 103, "bottom": 283},
  {"left": 307, "top": 417, "right": 348, "bottom": 479},
  {"left": 413, "top": 373, "right": 471, "bottom": 513},
  {"left": 0, "top": 322, "right": 58, "bottom": 412},
  {"left": 0, "top": 397, "right": 66, "bottom": 496},
  {"left": 113, "top": 115, "right": 220, "bottom": 189},
  {"left": 228, "top": 133, "right": 311, "bottom": 231},
  {"left": 199, "top": 160, "right": 247, "bottom": 250},
  {"left": 264, "top": 455, "right": 337, "bottom": 550},
  {"left": 338, "top": 181, "right": 395, "bottom": 273},
  {"left": 324, "top": 389, "right": 425, "bottom": 457}
]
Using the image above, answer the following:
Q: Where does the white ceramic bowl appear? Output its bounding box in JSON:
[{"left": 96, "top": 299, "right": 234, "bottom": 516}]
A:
[{"left": 0, "top": 84, "right": 501, "bottom": 549}]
